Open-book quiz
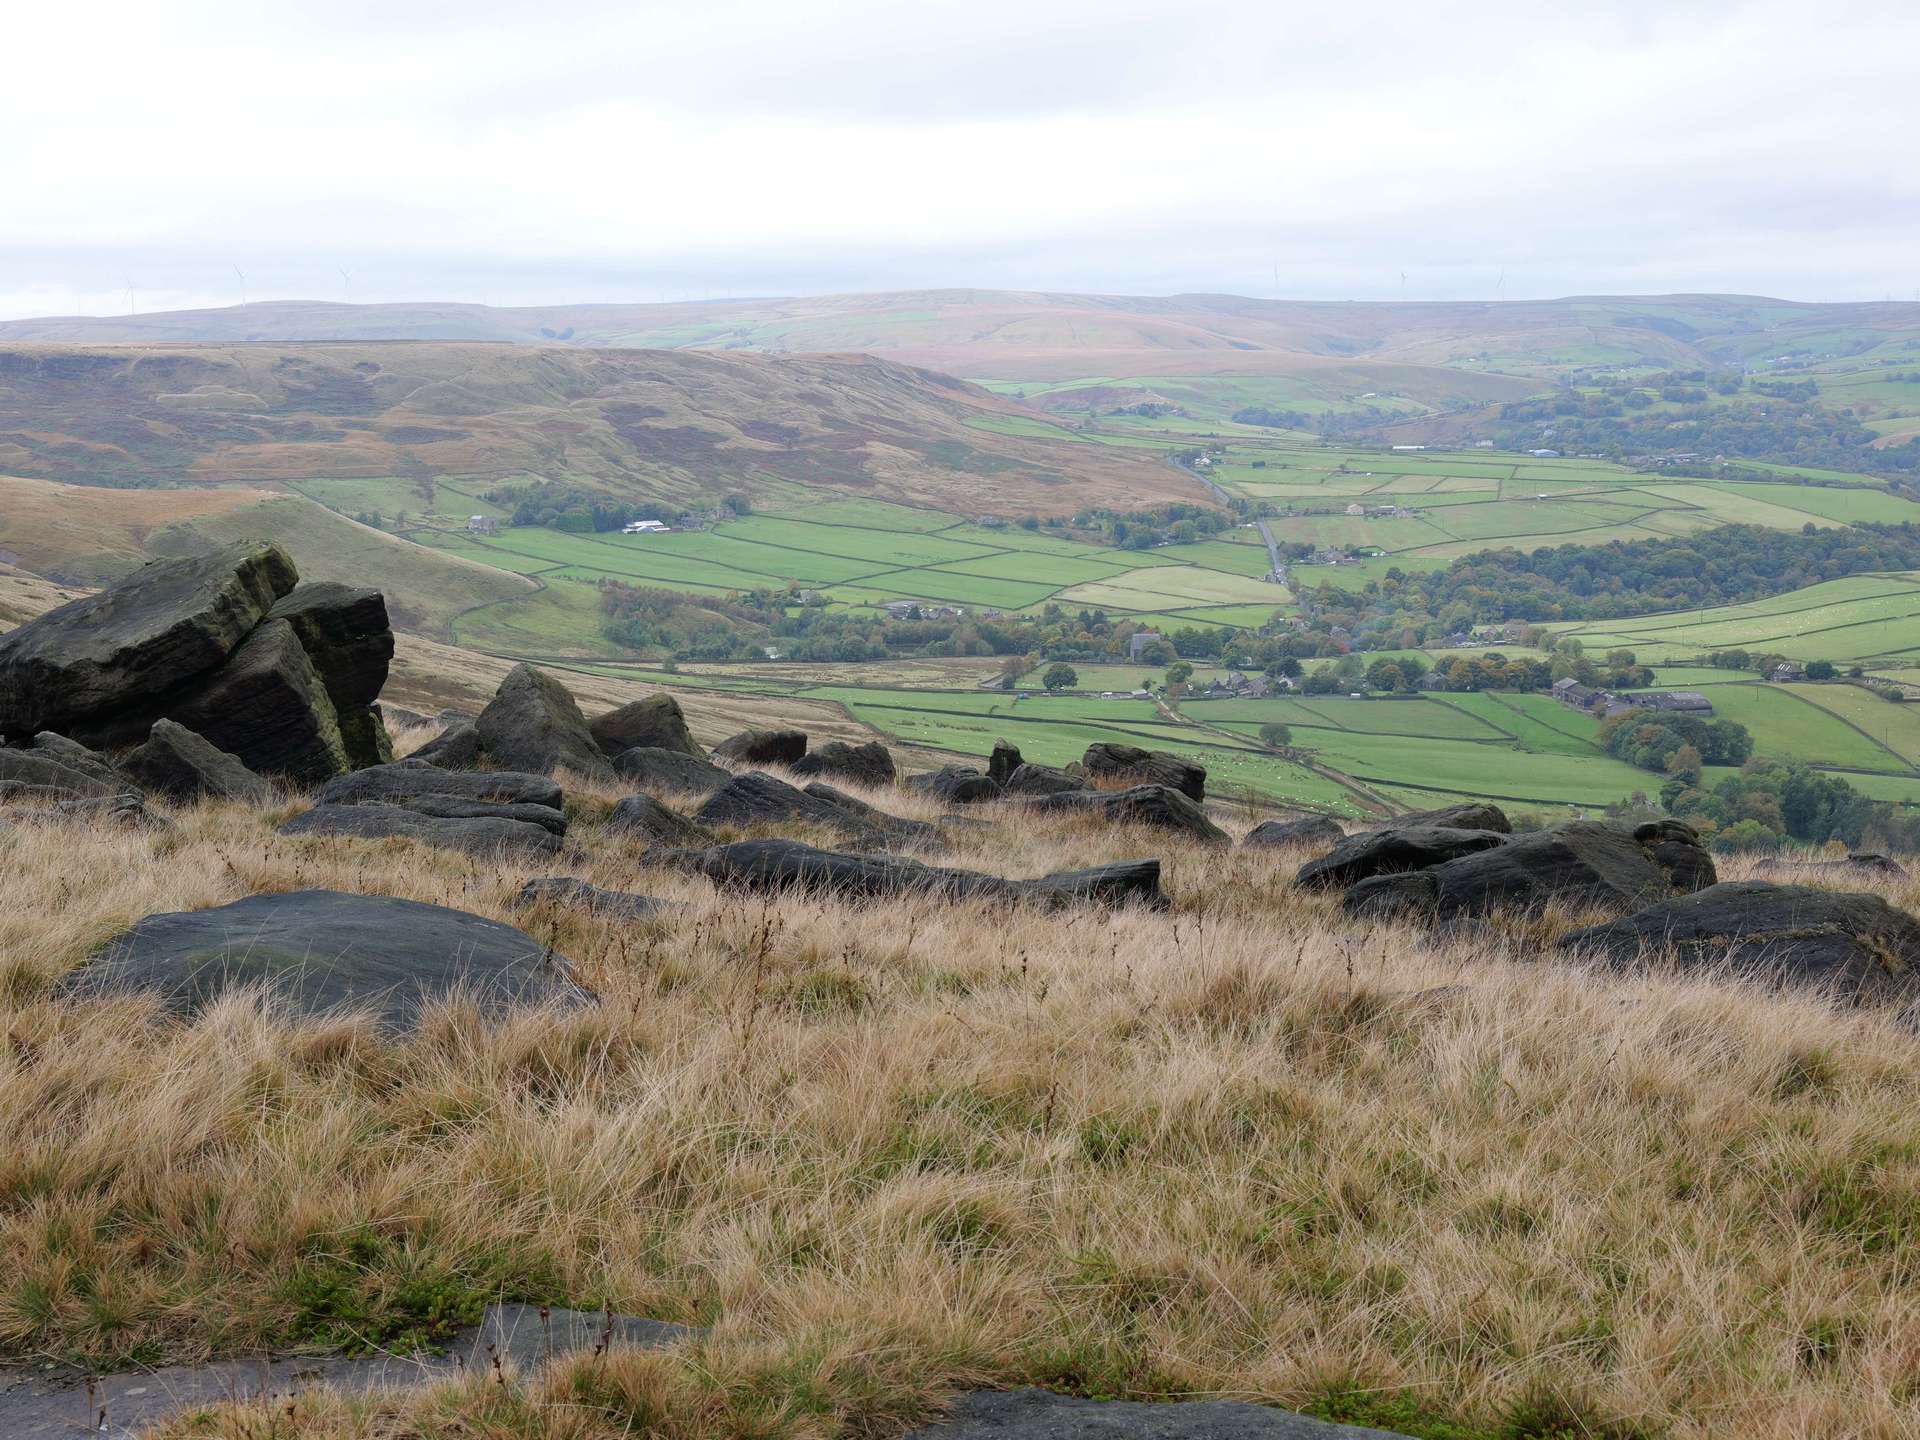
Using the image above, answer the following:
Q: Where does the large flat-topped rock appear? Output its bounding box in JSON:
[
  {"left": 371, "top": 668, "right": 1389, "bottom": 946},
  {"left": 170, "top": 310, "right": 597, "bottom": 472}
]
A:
[
  {"left": 63, "top": 889, "right": 588, "bottom": 1030},
  {"left": 0, "top": 542, "right": 298, "bottom": 740}
]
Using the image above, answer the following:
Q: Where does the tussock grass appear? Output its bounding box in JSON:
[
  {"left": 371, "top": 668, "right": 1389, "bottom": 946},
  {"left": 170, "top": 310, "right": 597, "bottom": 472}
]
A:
[{"left": 4, "top": 782, "right": 1920, "bottom": 1439}]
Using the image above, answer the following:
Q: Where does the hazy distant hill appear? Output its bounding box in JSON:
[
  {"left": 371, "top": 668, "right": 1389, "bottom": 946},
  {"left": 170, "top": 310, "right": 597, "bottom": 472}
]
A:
[
  {"left": 7, "top": 290, "right": 1915, "bottom": 382},
  {"left": 0, "top": 342, "right": 1189, "bottom": 514}
]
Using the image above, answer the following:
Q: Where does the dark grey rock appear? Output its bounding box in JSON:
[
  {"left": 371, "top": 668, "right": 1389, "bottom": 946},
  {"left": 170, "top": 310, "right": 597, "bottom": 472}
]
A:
[
  {"left": 659, "top": 838, "right": 1165, "bottom": 910},
  {"left": 318, "top": 759, "right": 563, "bottom": 812},
  {"left": 410, "top": 719, "right": 482, "bottom": 769},
  {"left": 278, "top": 803, "right": 562, "bottom": 856},
  {"left": 696, "top": 770, "right": 923, "bottom": 848},
  {"left": 1343, "top": 820, "right": 1717, "bottom": 921},
  {"left": 0, "top": 747, "right": 122, "bottom": 798},
  {"left": 267, "top": 581, "right": 395, "bottom": 769},
  {"left": 1244, "top": 816, "right": 1346, "bottom": 850},
  {"left": 0, "top": 541, "right": 297, "bottom": 740},
  {"left": 27, "top": 732, "right": 124, "bottom": 787},
  {"left": 63, "top": 890, "right": 588, "bottom": 1030},
  {"left": 987, "top": 738, "right": 1024, "bottom": 786},
  {"left": 121, "top": 719, "right": 271, "bottom": 803},
  {"left": 54, "top": 793, "right": 174, "bottom": 832},
  {"left": 1558, "top": 880, "right": 1920, "bottom": 1004},
  {"left": 403, "top": 795, "right": 569, "bottom": 835},
  {"left": 1003, "top": 761, "right": 1079, "bottom": 797},
  {"left": 906, "top": 1388, "right": 1411, "bottom": 1439},
  {"left": 1081, "top": 742, "right": 1206, "bottom": 801},
  {"left": 790, "top": 739, "right": 896, "bottom": 786},
  {"left": 1341, "top": 870, "right": 1441, "bottom": 919},
  {"left": 0, "top": 1303, "right": 688, "bottom": 1438},
  {"left": 606, "top": 793, "right": 714, "bottom": 847},
  {"left": 166, "top": 618, "right": 350, "bottom": 783},
  {"left": 712, "top": 728, "right": 807, "bottom": 765},
  {"left": 589, "top": 692, "right": 704, "bottom": 759},
  {"left": 612, "top": 745, "right": 733, "bottom": 794},
  {"left": 475, "top": 664, "right": 613, "bottom": 781},
  {"left": 1366, "top": 802, "right": 1511, "bottom": 834},
  {"left": 517, "top": 877, "right": 675, "bottom": 919},
  {"left": 907, "top": 765, "right": 1002, "bottom": 805},
  {"left": 1028, "top": 784, "right": 1230, "bottom": 845},
  {"left": 1296, "top": 825, "right": 1510, "bottom": 891},
  {"left": 803, "top": 781, "right": 946, "bottom": 846}
]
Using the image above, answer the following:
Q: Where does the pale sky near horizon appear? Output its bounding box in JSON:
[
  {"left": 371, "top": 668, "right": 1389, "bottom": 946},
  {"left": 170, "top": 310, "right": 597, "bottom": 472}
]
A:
[{"left": 3, "top": 0, "right": 1916, "bottom": 321}]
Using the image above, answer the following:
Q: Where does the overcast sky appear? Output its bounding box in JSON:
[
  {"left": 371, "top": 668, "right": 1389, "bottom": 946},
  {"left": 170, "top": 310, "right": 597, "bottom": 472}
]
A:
[{"left": 4, "top": 0, "right": 1916, "bottom": 320}]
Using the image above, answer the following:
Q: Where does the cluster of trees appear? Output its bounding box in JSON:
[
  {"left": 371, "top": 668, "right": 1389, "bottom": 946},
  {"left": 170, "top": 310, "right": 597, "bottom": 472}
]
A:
[
  {"left": 1597, "top": 710, "right": 1754, "bottom": 781},
  {"left": 1294, "top": 525, "right": 1920, "bottom": 647},
  {"left": 1230, "top": 406, "right": 1315, "bottom": 430},
  {"left": 1488, "top": 387, "right": 1920, "bottom": 477},
  {"left": 1659, "top": 760, "right": 1920, "bottom": 853},
  {"left": 486, "top": 481, "right": 691, "bottom": 534},
  {"left": 1067, "top": 501, "right": 1238, "bottom": 551}
]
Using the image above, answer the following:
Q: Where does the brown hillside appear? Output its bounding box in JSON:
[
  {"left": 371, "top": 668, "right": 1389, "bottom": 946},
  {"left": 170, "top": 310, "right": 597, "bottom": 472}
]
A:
[{"left": 0, "top": 344, "right": 1197, "bottom": 515}]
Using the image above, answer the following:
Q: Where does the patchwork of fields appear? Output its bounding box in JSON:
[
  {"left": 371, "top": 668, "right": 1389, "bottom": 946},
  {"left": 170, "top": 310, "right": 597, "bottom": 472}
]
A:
[
  {"left": 397, "top": 492, "right": 1297, "bottom": 644},
  {"left": 1200, "top": 444, "right": 1920, "bottom": 562},
  {"left": 1550, "top": 574, "right": 1920, "bottom": 663}
]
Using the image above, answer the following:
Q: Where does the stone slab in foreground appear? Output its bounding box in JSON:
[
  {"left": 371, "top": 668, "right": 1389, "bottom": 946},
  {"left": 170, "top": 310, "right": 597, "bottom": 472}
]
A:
[
  {"left": 62, "top": 889, "right": 589, "bottom": 1030},
  {"left": 0, "top": 1305, "right": 689, "bottom": 1438},
  {"left": 907, "top": 1388, "right": 1411, "bottom": 1439}
]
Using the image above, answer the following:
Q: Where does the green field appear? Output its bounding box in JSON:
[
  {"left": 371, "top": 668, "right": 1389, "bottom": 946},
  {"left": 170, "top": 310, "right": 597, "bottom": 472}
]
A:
[{"left": 1553, "top": 575, "right": 1920, "bottom": 662}]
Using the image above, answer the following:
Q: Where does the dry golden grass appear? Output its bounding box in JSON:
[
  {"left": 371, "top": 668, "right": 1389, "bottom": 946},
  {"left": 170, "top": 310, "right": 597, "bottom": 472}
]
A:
[{"left": 4, "top": 778, "right": 1920, "bottom": 1440}]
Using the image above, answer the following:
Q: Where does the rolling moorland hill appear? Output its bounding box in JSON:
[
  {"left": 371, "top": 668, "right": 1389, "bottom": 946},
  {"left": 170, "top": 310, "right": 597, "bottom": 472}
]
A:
[
  {"left": 18, "top": 289, "right": 1920, "bottom": 438},
  {"left": 0, "top": 342, "right": 1193, "bottom": 513}
]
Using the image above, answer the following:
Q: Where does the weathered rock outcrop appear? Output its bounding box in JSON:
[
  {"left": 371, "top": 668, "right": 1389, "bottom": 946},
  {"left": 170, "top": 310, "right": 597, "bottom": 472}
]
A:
[
  {"left": 589, "top": 693, "right": 703, "bottom": 759},
  {"left": 517, "top": 877, "right": 675, "bottom": 919},
  {"left": 317, "top": 759, "right": 563, "bottom": 812},
  {"left": 166, "top": 618, "right": 350, "bottom": 783},
  {"left": 295, "top": 761, "right": 568, "bottom": 847},
  {"left": 790, "top": 740, "right": 896, "bottom": 786},
  {"left": 1342, "top": 820, "right": 1716, "bottom": 920},
  {"left": 475, "top": 664, "right": 614, "bottom": 781},
  {"left": 1029, "top": 784, "right": 1230, "bottom": 845},
  {"left": 907, "top": 765, "right": 1003, "bottom": 805},
  {"left": 1081, "top": 742, "right": 1205, "bottom": 801},
  {"left": 121, "top": 719, "right": 271, "bottom": 803},
  {"left": 1244, "top": 815, "right": 1345, "bottom": 849},
  {"left": 713, "top": 728, "right": 807, "bottom": 765},
  {"left": 266, "top": 582, "right": 395, "bottom": 768},
  {"left": 278, "top": 803, "right": 563, "bottom": 855},
  {"left": 658, "top": 837, "right": 1166, "bottom": 910},
  {"left": 0, "top": 542, "right": 297, "bottom": 740},
  {"left": 987, "top": 739, "right": 1024, "bottom": 786},
  {"left": 612, "top": 745, "right": 732, "bottom": 794},
  {"left": 606, "top": 793, "right": 715, "bottom": 848},
  {"left": 1004, "top": 761, "right": 1080, "bottom": 797},
  {"left": 24, "top": 732, "right": 123, "bottom": 788},
  {"left": 696, "top": 771, "right": 929, "bottom": 848},
  {"left": 1297, "top": 825, "right": 1510, "bottom": 891},
  {"left": 63, "top": 889, "right": 589, "bottom": 1030},
  {"left": 1366, "top": 802, "right": 1512, "bottom": 834},
  {"left": 0, "top": 744, "right": 124, "bottom": 799},
  {"left": 1558, "top": 880, "right": 1920, "bottom": 1005},
  {"left": 411, "top": 720, "right": 482, "bottom": 769}
]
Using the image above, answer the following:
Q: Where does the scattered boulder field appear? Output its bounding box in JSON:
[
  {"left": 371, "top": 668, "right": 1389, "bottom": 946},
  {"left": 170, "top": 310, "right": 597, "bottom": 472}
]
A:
[{"left": 12, "top": 544, "right": 1920, "bottom": 1438}]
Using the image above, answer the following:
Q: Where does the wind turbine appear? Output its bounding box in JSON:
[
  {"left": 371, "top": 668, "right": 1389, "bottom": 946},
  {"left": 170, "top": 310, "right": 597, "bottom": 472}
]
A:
[
  {"left": 233, "top": 264, "right": 247, "bottom": 307},
  {"left": 337, "top": 266, "right": 352, "bottom": 300},
  {"left": 125, "top": 278, "right": 136, "bottom": 315}
]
